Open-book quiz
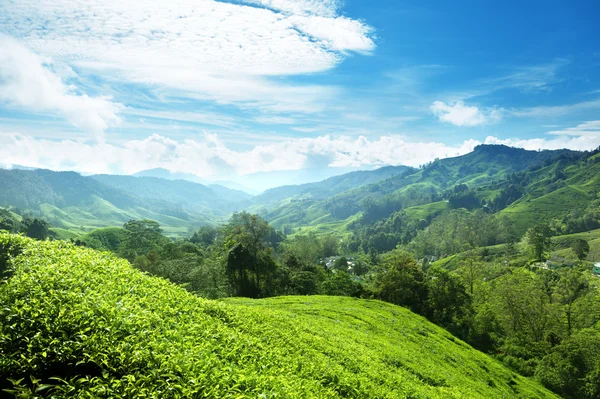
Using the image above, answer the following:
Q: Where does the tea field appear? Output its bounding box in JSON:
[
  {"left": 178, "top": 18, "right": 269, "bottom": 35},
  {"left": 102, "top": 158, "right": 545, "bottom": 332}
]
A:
[{"left": 0, "top": 233, "right": 557, "bottom": 398}]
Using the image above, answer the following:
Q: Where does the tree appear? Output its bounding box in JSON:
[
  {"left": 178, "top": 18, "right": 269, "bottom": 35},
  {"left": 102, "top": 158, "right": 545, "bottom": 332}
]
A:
[
  {"left": 572, "top": 238, "right": 590, "bottom": 261},
  {"left": 281, "top": 233, "right": 323, "bottom": 266},
  {"left": 536, "top": 328, "right": 600, "bottom": 399},
  {"left": 21, "top": 217, "right": 49, "bottom": 241},
  {"left": 554, "top": 269, "right": 590, "bottom": 336},
  {"left": 491, "top": 269, "right": 557, "bottom": 344},
  {"left": 321, "top": 235, "right": 340, "bottom": 257},
  {"left": 321, "top": 270, "right": 361, "bottom": 297},
  {"left": 190, "top": 225, "right": 218, "bottom": 246},
  {"left": 120, "top": 219, "right": 166, "bottom": 261},
  {"left": 426, "top": 267, "right": 473, "bottom": 340},
  {"left": 226, "top": 243, "right": 257, "bottom": 298},
  {"left": 224, "top": 212, "right": 279, "bottom": 298},
  {"left": 0, "top": 209, "right": 19, "bottom": 233},
  {"left": 332, "top": 256, "right": 349, "bottom": 272},
  {"left": 372, "top": 249, "right": 428, "bottom": 314},
  {"left": 526, "top": 224, "right": 552, "bottom": 261}
]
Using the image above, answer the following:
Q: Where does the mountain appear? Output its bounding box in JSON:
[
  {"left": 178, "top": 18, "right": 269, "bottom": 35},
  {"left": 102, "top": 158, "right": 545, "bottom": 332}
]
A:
[
  {"left": 0, "top": 169, "right": 241, "bottom": 236},
  {"left": 92, "top": 174, "right": 251, "bottom": 210},
  {"left": 133, "top": 169, "right": 258, "bottom": 196},
  {"left": 253, "top": 165, "right": 415, "bottom": 205},
  {"left": 226, "top": 165, "right": 379, "bottom": 192},
  {"left": 252, "top": 145, "right": 584, "bottom": 233},
  {"left": 133, "top": 167, "right": 206, "bottom": 183},
  {"left": 0, "top": 233, "right": 557, "bottom": 398},
  {"left": 212, "top": 180, "right": 259, "bottom": 195}
]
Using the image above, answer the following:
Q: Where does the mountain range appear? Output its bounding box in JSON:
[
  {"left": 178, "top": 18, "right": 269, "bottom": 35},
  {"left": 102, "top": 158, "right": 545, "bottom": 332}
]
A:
[{"left": 1, "top": 144, "right": 598, "bottom": 239}]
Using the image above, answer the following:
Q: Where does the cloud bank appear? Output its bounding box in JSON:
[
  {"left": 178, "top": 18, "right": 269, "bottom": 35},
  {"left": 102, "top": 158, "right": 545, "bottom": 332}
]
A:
[{"left": 2, "top": 128, "right": 599, "bottom": 180}]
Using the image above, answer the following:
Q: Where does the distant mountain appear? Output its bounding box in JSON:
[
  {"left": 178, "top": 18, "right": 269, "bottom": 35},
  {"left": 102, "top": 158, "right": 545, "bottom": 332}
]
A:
[
  {"left": 226, "top": 166, "right": 375, "bottom": 193},
  {"left": 212, "top": 181, "right": 259, "bottom": 195},
  {"left": 93, "top": 174, "right": 251, "bottom": 209},
  {"left": 133, "top": 168, "right": 258, "bottom": 195},
  {"left": 0, "top": 169, "right": 240, "bottom": 236},
  {"left": 252, "top": 145, "right": 584, "bottom": 231},
  {"left": 253, "top": 165, "right": 415, "bottom": 205},
  {"left": 2, "top": 144, "right": 595, "bottom": 238},
  {"left": 133, "top": 168, "right": 206, "bottom": 184}
]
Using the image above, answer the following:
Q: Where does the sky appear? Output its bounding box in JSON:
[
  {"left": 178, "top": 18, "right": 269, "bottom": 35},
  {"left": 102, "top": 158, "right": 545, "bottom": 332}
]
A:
[{"left": 0, "top": 0, "right": 599, "bottom": 190}]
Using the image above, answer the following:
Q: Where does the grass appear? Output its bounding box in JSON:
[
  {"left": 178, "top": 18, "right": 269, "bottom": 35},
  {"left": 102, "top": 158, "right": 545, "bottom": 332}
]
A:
[{"left": 0, "top": 233, "right": 557, "bottom": 398}]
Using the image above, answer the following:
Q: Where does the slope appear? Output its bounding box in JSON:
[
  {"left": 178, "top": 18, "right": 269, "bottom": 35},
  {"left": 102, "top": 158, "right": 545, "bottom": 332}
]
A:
[
  {"left": 256, "top": 145, "right": 578, "bottom": 232},
  {"left": 0, "top": 233, "right": 556, "bottom": 398},
  {"left": 92, "top": 174, "right": 250, "bottom": 212},
  {"left": 0, "top": 169, "right": 224, "bottom": 236},
  {"left": 501, "top": 153, "right": 600, "bottom": 234},
  {"left": 253, "top": 165, "right": 414, "bottom": 205}
]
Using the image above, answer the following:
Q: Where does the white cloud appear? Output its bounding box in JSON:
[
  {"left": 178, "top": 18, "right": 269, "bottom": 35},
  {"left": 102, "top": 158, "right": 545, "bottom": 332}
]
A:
[
  {"left": 0, "top": 131, "right": 478, "bottom": 177},
  {"left": 547, "top": 120, "right": 600, "bottom": 137},
  {"left": 241, "top": 0, "right": 341, "bottom": 17},
  {"left": 484, "top": 135, "right": 600, "bottom": 151},
  {"left": 430, "top": 101, "right": 502, "bottom": 126},
  {"left": 2, "top": 130, "right": 600, "bottom": 180},
  {"left": 0, "top": 36, "right": 122, "bottom": 142},
  {"left": 0, "top": 0, "right": 374, "bottom": 112}
]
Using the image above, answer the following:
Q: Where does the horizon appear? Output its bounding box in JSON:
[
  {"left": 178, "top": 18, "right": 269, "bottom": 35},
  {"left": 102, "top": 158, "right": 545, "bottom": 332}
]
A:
[
  {"left": 0, "top": 142, "right": 591, "bottom": 193},
  {"left": 1, "top": 0, "right": 600, "bottom": 186}
]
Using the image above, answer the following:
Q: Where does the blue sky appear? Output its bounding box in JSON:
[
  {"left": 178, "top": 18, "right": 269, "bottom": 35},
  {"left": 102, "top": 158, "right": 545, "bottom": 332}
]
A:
[{"left": 0, "top": 0, "right": 599, "bottom": 189}]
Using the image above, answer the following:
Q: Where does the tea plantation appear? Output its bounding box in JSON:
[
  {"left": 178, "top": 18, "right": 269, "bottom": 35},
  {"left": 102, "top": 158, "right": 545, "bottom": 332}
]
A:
[{"left": 0, "top": 233, "right": 557, "bottom": 398}]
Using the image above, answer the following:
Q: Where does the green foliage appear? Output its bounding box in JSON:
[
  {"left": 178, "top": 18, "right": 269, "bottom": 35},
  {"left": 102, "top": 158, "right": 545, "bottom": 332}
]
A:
[
  {"left": 410, "top": 210, "right": 508, "bottom": 258},
  {"left": 0, "top": 209, "right": 20, "bottom": 233},
  {"left": 120, "top": 219, "right": 168, "bottom": 261},
  {"left": 81, "top": 227, "right": 127, "bottom": 252},
  {"left": 372, "top": 249, "right": 428, "bottom": 314},
  {"left": 526, "top": 224, "right": 553, "bottom": 261},
  {"left": 425, "top": 267, "right": 473, "bottom": 340},
  {"left": 536, "top": 327, "right": 600, "bottom": 399},
  {"left": 21, "top": 217, "right": 49, "bottom": 240},
  {"left": 0, "top": 233, "right": 557, "bottom": 398},
  {"left": 572, "top": 238, "right": 590, "bottom": 260}
]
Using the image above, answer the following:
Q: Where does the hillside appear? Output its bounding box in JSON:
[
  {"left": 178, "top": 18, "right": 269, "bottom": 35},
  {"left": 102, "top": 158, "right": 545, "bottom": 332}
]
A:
[
  {"left": 92, "top": 174, "right": 251, "bottom": 210},
  {"left": 253, "top": 165, "right": 414, "bottom": 205},
  {"left": 0, "top": 233, "right": 557, "bottom": 398},
  {"left": 0, "top": 169, "right": 249, "bottom": 236},
  {"left": 254, "top": 145, "right": 582, "bottom": 231}
]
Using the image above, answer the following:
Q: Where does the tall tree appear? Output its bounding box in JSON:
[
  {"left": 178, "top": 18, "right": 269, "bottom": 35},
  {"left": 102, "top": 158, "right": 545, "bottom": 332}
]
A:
[
  {"left": 120, "top": 219, "right": 166, "bottom": 261},
  {"left": 571, "top": 238, "right": 590, "bottom": 261},
  {"left": 372, "top": 249, "right": 428, "bottom": 314},
  {"left": 526, "top": 224, "right": 553, "bottom": 261}
]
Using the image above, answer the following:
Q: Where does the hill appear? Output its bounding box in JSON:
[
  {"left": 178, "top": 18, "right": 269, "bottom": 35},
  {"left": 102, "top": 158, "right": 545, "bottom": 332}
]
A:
[
  {"left": 253, "top": 165, "right": 414, "bottom": 205},
  {"left": 0, "top": 169, "right": 243, "bottom": 236},
  {"left": 92, "top": 174, "right": 252, "bottom": 210},
  {"left": 0, "top": 233, "right": 556, "bottom": 398},
  {"left": 254, "top": 145, "right": 581, "bottom": 232}
]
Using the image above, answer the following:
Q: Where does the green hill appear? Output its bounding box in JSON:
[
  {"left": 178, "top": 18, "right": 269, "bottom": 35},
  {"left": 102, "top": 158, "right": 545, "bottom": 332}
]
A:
[
  {"left": 253, "top": 165, "right": 414, "bottom": 205},
  {"left": 0, "top": 169, "right": 248, "bottom": 236},
  {"left": 0, "top": 233, "right": 556, "bottom": 398},
  {"left": 254, "top": 145, "right": 581, "bottom": 233}
]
